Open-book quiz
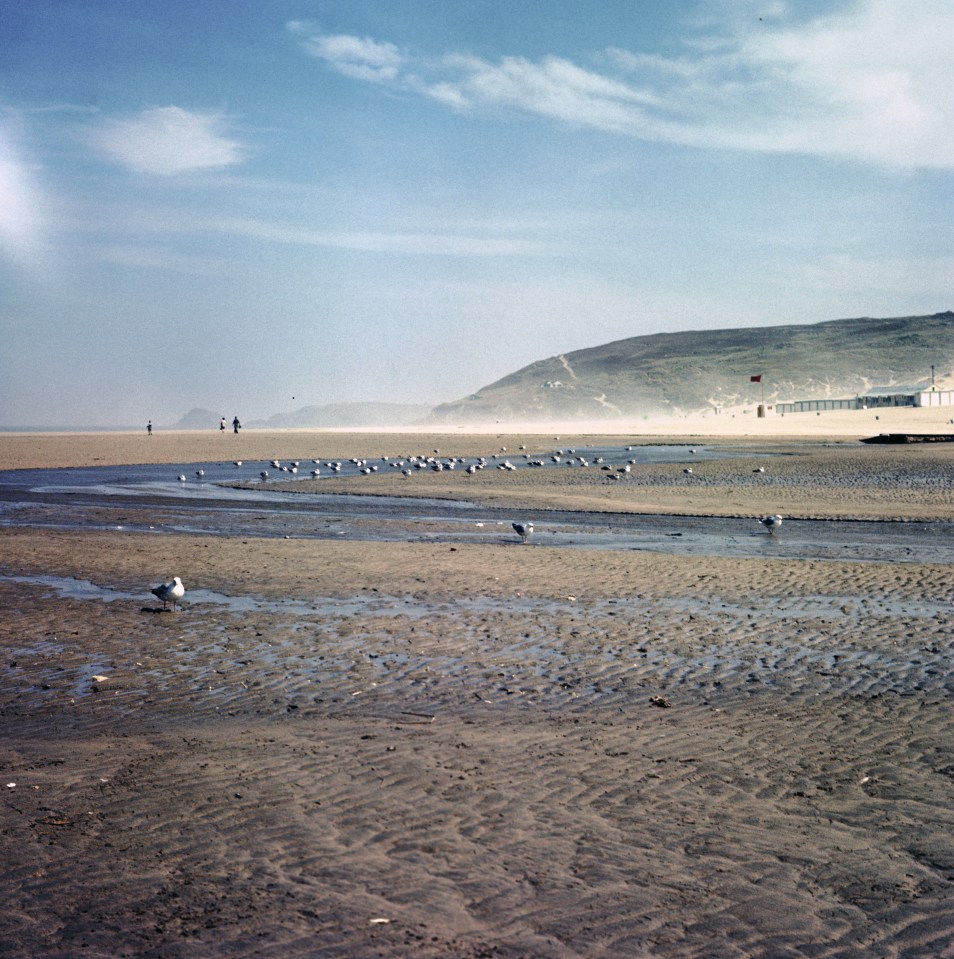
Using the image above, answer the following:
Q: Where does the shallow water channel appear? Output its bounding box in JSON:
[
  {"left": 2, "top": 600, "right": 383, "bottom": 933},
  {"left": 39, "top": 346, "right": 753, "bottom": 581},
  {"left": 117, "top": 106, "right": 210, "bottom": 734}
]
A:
[{"left": 0, "top": 444, "right": 950, "bottom": 563}]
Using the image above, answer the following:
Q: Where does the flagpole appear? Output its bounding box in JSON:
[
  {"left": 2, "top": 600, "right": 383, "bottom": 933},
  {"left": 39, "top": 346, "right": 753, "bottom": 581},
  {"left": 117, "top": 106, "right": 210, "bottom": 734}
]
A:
[{"left": 751, "top": 373, "right": 765, "bottom": 417}]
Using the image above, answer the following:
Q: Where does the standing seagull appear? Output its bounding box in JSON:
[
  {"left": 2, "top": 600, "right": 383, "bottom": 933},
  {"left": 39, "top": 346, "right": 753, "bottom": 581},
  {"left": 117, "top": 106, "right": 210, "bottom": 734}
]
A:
[
  {"left": 151, "top": 576, "right": 185, "bottom": 610},
  {"left": 759, "top": 515, "right": 783, "bottom": 535},
  {"left": 512, "top": 521, "right": 534, "bottom": 544}
]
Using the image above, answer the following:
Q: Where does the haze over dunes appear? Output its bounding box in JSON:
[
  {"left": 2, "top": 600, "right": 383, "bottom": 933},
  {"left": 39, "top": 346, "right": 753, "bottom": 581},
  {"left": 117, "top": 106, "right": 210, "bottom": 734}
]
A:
[
  {"left": 151, "top": 312, "right": 954, "bottom": 433},
  {"left": 431, "top": 312, "right": 954, "bottom": 424},
  {"left": 176, "top": 402, "right": 433, "bottom": 431}
]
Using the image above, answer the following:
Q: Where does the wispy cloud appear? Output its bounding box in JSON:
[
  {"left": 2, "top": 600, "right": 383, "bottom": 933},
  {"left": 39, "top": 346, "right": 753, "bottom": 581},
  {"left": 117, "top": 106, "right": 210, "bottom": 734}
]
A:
[
  {"left": 52, "top": 195, "right": 556, "bottom": 257},
  {"left": 424, "top": 52, "right": 664, "bottom": 133},
  {"left": 290, "top": 0, "right": 954, "bottom": 168},
  {"left": 208, "top": 215, "right": 555, "bottom": 257},
  {"left": 91, "top": 106, "right": 245, "bottom": 175},
  {"left": 289, "top": 25, "right": 403, "bottom": 83}
]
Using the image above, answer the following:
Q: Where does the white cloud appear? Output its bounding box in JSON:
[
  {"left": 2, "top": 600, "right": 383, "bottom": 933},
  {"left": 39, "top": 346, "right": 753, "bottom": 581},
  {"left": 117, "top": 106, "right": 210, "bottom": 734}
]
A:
[
  {"left": 92, "top": 106, "right": 244, "bottom": 175},
  {"left": 427, "top": 53, "right": 663, "bottom": 132},
  {"left": 294, "top": 28, "right": 403, "bottom": 83},
  {"left": 291, "top": 1, "right": 954, "bottom": 169},
  {"left": 703, "top": 0, "right": 954, "bottom": 165}
]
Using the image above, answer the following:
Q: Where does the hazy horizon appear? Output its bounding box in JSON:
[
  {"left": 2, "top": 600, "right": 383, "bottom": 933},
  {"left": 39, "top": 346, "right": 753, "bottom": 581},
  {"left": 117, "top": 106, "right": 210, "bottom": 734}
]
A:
[{"left": 3, "top": 0, "right": 952, "bottom": 428}]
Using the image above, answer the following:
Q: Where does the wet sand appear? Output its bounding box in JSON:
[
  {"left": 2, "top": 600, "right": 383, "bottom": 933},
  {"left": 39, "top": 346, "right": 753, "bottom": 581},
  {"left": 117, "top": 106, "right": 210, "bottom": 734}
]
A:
[
  {"left": 265, "top": 441, "right": 954, "bottom": 522},
  {"left": 3, "top": 425, "right": 954, "bottom": 958}
]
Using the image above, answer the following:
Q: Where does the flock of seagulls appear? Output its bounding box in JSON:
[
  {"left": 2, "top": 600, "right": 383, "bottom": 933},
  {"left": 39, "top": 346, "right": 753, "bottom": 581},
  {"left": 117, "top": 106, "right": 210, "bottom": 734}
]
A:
[
  {"left": 154, "top": 445, "right": 786, "bottom": 604},
  {"left": 180, "top": 446, "right": 776, "bottom": 489}
]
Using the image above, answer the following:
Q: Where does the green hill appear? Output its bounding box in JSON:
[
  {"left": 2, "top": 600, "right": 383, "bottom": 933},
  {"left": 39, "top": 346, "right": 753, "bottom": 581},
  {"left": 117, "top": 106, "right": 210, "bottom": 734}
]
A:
[{"left": 430, "top": 312, "right": 954, "bottom": 422}]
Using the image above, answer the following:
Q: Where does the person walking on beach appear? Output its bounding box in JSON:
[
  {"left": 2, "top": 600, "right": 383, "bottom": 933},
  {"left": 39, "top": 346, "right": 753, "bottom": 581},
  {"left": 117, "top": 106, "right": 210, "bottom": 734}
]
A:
[
  {"left": 147, "top": 420, "right": 152, "bottom": 435},
  {"left": 220, "top": 417, "right": 227, "bottom": 432},
  {"left": 232, "top": 416, "right": 241, "bottom": 434}
]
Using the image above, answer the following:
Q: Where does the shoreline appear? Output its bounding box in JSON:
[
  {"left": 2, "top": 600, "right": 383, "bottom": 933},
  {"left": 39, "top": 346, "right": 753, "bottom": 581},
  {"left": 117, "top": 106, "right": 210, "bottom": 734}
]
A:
[
  {"left": 4, "top": 426, "right": 954, "bottom": 522},
  {"left": 3, "top": 402, "right": 954, "bottom": 471}
]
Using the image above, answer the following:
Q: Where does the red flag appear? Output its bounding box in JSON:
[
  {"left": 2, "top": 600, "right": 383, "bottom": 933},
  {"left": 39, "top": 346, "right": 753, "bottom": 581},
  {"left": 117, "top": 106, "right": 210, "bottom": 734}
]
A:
[{"left": 750, "top": 375, "right": 762, "bottom": 382}]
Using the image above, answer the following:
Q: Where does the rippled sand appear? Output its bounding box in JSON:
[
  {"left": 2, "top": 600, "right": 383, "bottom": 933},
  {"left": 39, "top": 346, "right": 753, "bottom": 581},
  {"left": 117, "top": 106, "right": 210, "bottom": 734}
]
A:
[{"left": 2, "top": 429, "right": 954, "bottom": 958}]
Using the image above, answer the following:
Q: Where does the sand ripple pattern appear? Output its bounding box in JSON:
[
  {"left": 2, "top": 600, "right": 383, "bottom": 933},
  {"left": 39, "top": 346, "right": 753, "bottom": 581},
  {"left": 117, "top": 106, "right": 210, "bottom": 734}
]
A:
[{"left": 4, "top": 567, "right": 954, "bottom": 958}]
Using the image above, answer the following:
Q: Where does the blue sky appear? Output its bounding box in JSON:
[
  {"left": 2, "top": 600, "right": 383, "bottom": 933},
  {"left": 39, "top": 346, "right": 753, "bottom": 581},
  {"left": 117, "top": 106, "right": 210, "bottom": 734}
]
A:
[{"left": 1, "top": 0, "right": 951, "bottom": 427}]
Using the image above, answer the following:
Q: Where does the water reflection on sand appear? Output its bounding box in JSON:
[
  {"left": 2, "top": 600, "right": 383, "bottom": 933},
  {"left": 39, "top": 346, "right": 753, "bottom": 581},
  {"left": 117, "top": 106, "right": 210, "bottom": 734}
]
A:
[{"left": 0, "top": 444, "right": 950, "bottom": 563}]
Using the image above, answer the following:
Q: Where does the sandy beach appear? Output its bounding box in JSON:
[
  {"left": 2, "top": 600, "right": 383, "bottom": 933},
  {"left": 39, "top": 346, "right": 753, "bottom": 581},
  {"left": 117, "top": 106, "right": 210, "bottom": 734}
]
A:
[
  {"left": 3, "top": 414, "right": 954, "bottom": 958},
  {"left": 4, "top": 400, "right": 954, "bottom": 470}
]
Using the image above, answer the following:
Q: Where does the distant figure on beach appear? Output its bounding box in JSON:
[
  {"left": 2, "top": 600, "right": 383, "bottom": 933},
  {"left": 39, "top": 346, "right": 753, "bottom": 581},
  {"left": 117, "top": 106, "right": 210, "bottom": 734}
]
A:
[
  {"left": 220, "top": 417, "right": 227, "bottom": 431},
  {"left": 232, "top": 416, "right": 241, "bottom": 434},
  {"left": 147, "top": 420, "right": 152, "bottom": 435}
]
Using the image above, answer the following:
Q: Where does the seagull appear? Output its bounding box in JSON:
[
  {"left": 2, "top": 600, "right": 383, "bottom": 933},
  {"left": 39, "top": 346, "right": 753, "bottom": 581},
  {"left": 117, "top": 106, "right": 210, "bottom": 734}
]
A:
[
  {"left": 151, "top": 576, "right": 185, "bottom": 610},
  {"left": 759, "top": 514, "right": 783, "bottom": 535},
  {"left": 512, "top": 521, "right": 533, "bottom": 544},
  {"left": 195, "top": 469, "right": 205, "bottom": 478}
]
